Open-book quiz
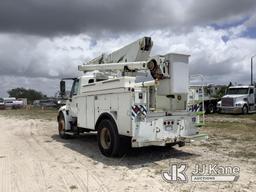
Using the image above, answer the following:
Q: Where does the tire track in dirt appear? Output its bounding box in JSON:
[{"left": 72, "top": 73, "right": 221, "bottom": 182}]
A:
[
  {"left": 1, "top": 115, "right": 256, "bottom": 192},
  {"left": 10, "top": 118, "right": 108, "bottom": 192},
  {"left": 29, "top": 134, "right": 108, "bottom": 191},
  {"left": 21, "top": 132, "right": 93, "bottom": 191},
  {"left": 0, "top": 156, "right": 11, "bottom": 192}
]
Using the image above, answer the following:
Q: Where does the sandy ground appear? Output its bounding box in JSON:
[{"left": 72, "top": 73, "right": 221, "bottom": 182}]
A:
[{"left": 0, "top": 115, "right": 255, "bottom": 192}]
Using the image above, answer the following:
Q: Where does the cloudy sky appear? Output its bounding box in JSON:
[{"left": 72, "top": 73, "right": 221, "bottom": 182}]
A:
[{"left": 0, "top": 0, "right": 256, "bottom": 97}]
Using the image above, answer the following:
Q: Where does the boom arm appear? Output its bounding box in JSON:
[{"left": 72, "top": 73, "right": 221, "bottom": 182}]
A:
[
  {"left": 79, "top": 37, "right": 172, "bottom": 79},
  {"left": 78, "top": 61, "right": 148, "bottom": 72},
  {"left": 78, "top": 58, "right": 168, "bottom": 80},
  {"left": 86, "top": 37, "right": 153, "bottom": 64}
]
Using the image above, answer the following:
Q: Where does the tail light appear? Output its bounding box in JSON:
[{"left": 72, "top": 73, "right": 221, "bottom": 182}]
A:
[{"left": 164, "top": 120, "right": 174, "bottom": 126}]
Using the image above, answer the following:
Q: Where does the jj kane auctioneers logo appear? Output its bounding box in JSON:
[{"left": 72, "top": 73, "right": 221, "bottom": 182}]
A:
[
  {"left": 162, "top": 163, "right": 188, "bottom": 183},
  {"left": 162, "top": 163, "right": 240, "bottom": 183}
]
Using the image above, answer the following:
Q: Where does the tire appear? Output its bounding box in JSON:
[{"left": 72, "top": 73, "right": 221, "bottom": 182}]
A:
[
  {"left": 207, "top": 103, "right": 215, "bottom": 114},
  {"left": 178, "top": 141, "right": 185, "bottom": 147},
  {"left": 58, "top": 112, "right": 70, "bottom": 139},
  {"left": 242, "top": 105, "right": 248, "bottom": 115},
  {"left": 97, "top": 119, "right": 128, "bottom": 157}
]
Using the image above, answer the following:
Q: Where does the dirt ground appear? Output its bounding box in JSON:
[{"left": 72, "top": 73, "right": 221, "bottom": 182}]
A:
[{"left": 0, "top": 110, "right": 255, "bottom": 192}]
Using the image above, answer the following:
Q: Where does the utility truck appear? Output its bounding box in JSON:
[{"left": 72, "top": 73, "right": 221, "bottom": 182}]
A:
[
  {"left": 57, "top": 37, "right": 207, "bottom": 157},
  {"left": 217, "top": 85, "right": 256, "bottom": 114}
]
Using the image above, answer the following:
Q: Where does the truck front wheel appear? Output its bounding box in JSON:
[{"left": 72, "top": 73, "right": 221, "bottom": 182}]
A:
[
  {"left": 242, "top": 105, "right": 248, "bottom": 114},
  {"left": 58, "top": 112, "right": 69, "bottom": 139},
  {"left": 97, "top": 119, "right": 127, "bottom": 157},
  {"left": 207, "top": 103, "right": 215, "bottom": 114}
]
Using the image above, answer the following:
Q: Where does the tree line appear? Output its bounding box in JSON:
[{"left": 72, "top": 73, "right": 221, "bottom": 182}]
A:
[{"left": 7, "top": 87, "right": 47, "bottom": 104}]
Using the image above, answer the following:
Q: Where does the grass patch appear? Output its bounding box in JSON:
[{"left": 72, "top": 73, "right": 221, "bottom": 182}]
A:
[
  {"left": 208, "top": 113, "right": 256, "bottom": 121},
  {"left": 229, "top": 150, "right": 256, "bottom": 159},
  {"left": 205, "top": 121, "right": 256, "bottom": 140},
  {"left": 203, "top": 115, "right": 256, "bottom": 160},
  {"left": 0, "top": 107, "right": 58, "bottom": 121}
]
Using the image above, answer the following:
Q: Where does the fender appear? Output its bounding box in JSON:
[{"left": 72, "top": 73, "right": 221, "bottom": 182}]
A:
[
  {"left": 95, "top": 112, "right": 118, "bottom": 132},
  {"left": 58, "top": 105, "right": 72, "bottom": 131},
  {"left": 235, "top": 101, "right": 247, "bottom": 107}
]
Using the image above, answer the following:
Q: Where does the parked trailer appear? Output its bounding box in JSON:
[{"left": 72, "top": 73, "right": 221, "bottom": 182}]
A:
[{"left": 188, "top": 85, "right": 225, "bottom": 113}]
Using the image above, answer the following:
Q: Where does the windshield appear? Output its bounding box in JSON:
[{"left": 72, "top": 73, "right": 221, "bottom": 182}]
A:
[{"left": 227, "top": 88, "right": 248, "bottom": 95}]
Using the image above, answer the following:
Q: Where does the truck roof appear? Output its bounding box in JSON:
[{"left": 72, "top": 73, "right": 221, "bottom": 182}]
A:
[
  {"left": 4, "top": 97, "right": 16, "bottom": 101},
  {"left": 80, "top": 76, "right": 136, "bottom": 95},
  {"left": 229, "top": 85, "right": 254, "bottom": 89},
  {"left": 189, "top": 84, "right": 226, "bottom": 88}
]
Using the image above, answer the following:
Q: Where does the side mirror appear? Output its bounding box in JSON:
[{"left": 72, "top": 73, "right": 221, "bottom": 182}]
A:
[{"left": 60, "top": 80, "right": 66, "bottom": 97}]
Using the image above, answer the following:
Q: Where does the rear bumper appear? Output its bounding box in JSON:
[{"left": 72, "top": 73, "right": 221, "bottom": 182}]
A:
[
  {"left": 131, "top": 113, "right": 208, "bottom": 148},
  {"left": 131, "top": 133, "right": 208, "bottom": 148}
]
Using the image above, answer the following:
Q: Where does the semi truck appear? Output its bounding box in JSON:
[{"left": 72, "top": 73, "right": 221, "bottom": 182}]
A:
[
  {"left": 57, "top": 37, "right": 207, "bottom": 157},
  {"left": 217, "top": 85, "right": 256, "bottom": 114}
]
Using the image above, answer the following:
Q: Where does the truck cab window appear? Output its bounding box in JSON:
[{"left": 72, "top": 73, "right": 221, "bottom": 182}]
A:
[
  {"left": 249, "top": 88, "right": 254, "bottom": 94},
  {"left": 70, "top": 79, "right": 79, "bottom": 97}
]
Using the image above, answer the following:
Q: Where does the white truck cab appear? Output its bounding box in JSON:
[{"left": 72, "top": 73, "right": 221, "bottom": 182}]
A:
[{"left": 217, "top": 85, "right": 256, "bottom": 114}]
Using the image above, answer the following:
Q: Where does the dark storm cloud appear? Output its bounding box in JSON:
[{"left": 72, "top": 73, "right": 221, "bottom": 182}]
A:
[
  {"left": 1, "top": 0, "right": 256, "bottom": 97},
  {"left": 0, "top": 0, "right": 255, "bottom": 36},
  {"left": 187, "top": 0, "right": 256, "bottom": 24},
  {"left": 0, "top": 75, "right": 59, "bottom": 97},
  {"left": 0, "top": 33, "right": 82, "bottom": 79},
  {"left": 0, "top": 0, "right": 170, "bottom": 36}
]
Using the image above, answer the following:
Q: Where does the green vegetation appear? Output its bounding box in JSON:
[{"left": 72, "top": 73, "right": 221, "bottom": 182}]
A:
[
  {"left": 203, "top": 113, "right": 256, "bottom": 159},
  {"left": 205, "top": 121, "right": 255, "bottom": 144},
  {"left": 8, "top": 87, "right": 47, "bottom": 104},
  {"left": 209, "top": 113, "right": 256, "bottom": 121},
  {"left": 0, "top": 108, "right": 58, "bottom": 121}
]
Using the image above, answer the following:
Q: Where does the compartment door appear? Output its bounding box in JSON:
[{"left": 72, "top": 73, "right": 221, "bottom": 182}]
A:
[
  {"left": 86, "top": 96, "right": 95, "bottom": 129},
  {"left": 77, "top": 97, "right": 87, "bottom": 128}
]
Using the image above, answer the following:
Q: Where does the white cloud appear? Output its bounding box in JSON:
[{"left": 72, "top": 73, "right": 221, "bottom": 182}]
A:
[
  {"left": 0, "top": 76, "right": 59, "bottom": 97},
  {"left": 1, "top": 24, "right": 256, "bottom": 97}
]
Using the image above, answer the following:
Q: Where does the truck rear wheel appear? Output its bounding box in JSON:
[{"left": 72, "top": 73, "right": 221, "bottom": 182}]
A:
[
  {"left": 58, "top": 112, "right": 69, "bottom": 139},
  {"left": 97, "top": 119, "right": 127, "bottom": 157}
]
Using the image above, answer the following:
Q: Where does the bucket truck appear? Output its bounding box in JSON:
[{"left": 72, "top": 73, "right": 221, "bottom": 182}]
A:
[{"left": 57, "top": 37, "right": 207, "bottom": 157}]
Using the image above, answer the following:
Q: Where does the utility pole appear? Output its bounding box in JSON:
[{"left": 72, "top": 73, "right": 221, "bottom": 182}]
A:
[{"left": 251, "top": 55, "right": 256, "bottom": 85}]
